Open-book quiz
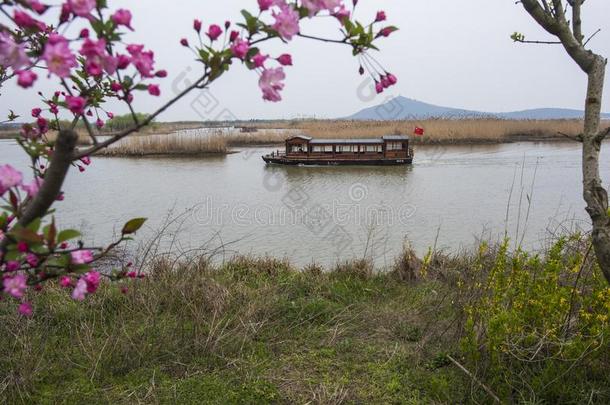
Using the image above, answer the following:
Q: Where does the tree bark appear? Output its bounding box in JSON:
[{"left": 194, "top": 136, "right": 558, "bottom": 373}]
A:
[
  {"left": 519, "top": 0, "right": 610, "bottom": 283},
  {"left": 582, "top": 57, "right": 610, "bottom": 283},
  {"left": 18, "top": 129, "right": 77, "bottom": 227}
]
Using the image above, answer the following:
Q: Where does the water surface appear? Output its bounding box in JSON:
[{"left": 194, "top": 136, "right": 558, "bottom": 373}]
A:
[{"left": 1, "top": 138, "right": 608, "bottom": 267}]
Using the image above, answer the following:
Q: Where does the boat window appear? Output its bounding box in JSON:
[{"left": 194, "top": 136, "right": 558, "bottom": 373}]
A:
[
  {"left": 337, "top": 145, "right": 355, "bottom": 153},
  {"left": 290, "top": 144, "right": 305, "bottom": 153},
  {"left": 387, "top": 142, "right": 403, "bottom": 151},
  {"left": 365, "top": 145, "right": 382, "bottom": 153},
  {"left": 312, "top": 145, "right": 324, "bottom": 152},
  {"left": 324, "top": 145, "right": 333, "bottom": 152}
]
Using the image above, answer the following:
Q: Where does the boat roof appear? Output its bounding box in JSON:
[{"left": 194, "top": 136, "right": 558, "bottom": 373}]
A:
[
  {"left": 309, "top": 138, "right": 383, "bottom": 144},
  {"left": 382, "top": 135, "right": 410, "bottom": 141},
  {"left": 288, "top": 135, "right": 409, "bottom": 144}
]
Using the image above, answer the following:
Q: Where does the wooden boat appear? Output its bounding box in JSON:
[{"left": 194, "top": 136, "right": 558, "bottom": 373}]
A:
[{"left": 262, "top": 135, "right": 413, "bottom": 166}]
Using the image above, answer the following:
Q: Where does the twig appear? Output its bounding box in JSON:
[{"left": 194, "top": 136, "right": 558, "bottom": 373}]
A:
[{"left": 447, "top": 355, "right": 501, "bottom": 403}]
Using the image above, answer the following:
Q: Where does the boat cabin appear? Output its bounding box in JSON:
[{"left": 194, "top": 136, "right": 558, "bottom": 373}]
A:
[{"left": 284, "top": 135, "right": 411, "bottom": 160}]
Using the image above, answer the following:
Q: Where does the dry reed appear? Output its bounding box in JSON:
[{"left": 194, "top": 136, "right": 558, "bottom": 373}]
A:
[
  {"left": 99, "top": 132, "right": 228, "bottom": 156},
  {"left": 237, "top": 118, "right": 608, "bottom": 145}
]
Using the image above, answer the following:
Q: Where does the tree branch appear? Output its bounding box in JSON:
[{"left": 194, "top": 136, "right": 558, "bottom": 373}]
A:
[
  {"left": 583, "top": 28, "right": 601, "bottom": 47},
  {"left": 571, "top": 0, "right": 584, "bottom": 44},
  {"left": 8, "top": 130, "right": 77, "bottom": 236},
  {"left": 297, "top": 33, "right": 348, "bottom": 44},
  {"left": 74, "top": 73, "right": 209, "bottom": 159},
  {"left": 514, "top": 38, "right": 562, "bottom": 44}
]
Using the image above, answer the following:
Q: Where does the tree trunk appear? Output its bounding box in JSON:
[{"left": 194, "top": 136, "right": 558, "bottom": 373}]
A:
[{"left": 582, "top": 56, "right": 610, "bottom": 283}]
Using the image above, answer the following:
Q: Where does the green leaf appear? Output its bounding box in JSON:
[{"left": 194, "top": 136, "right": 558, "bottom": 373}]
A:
[
  {"left": 122, "top": 218, "right": 147, "bottom": 235},
  {"left": 57, "top": 229, "right": 82, "bottom": 244}
]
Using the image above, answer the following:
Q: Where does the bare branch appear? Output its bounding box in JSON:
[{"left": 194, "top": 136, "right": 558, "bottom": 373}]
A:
[
  {"left": 514, "top": 38, "right": 562, "bottom": 44},
  {"left": 571, "top": 0, "right": 584, "bottom": 44},
  {"left": 520, "top": 0, "right": 561, "bottom": 35},
  {"left": 583, "top": 28, "right": 601, "bottom": 47}
]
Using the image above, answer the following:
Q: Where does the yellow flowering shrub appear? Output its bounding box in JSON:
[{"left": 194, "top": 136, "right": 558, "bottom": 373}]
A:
[{"left": 460, "top": 236, "right": 610, "bottom": 402}]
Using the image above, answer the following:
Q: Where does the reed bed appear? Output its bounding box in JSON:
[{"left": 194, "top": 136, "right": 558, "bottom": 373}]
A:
[
  {"left": 45, "top": 130, "right": 94, "bottom": 145},
  {"left": 100, "top": 132, "right": 228, "bottom": 156},
  {"left": 238, "top": 118, "right": 606, "bottom": 145}
]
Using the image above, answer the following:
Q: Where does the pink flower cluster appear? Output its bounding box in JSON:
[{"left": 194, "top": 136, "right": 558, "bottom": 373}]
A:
[
  {"left": 0, "top": 164, "right": 42, "bottom": 198},
  {"left": 72, "top": 271, "right": 100, "bottom": 301}
]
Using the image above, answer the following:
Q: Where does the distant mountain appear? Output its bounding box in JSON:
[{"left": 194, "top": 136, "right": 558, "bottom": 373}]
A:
[{"left": 346, "top": 96, "right": 610, "bottom": 120}]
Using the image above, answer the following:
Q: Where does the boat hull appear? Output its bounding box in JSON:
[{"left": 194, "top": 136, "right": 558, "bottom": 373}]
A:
[{"left": 262, "top": 156, "right": 413, "bottom": 166}]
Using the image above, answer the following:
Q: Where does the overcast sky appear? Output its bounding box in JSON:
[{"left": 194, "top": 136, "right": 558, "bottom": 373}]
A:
[{"left": 3, "top": 0, "right": 610, "bottom": 121}]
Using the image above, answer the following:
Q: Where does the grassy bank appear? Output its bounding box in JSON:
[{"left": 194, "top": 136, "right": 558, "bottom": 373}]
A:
[{"left": 2, "top": 238, "right": 609, "bottom": 404}]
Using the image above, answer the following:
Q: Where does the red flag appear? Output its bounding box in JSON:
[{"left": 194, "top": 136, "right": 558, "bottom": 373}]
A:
[{"left": 414, "top": 126, "right": 425, "bottom": 136}]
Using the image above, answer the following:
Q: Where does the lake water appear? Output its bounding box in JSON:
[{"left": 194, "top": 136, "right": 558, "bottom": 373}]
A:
[{"left": 1, "top": 137, "right": 609, "bottom": 268}]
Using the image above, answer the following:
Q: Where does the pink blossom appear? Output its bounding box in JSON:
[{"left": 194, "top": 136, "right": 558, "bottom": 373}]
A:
[
  {"left": 42, "top": 34, "right": 77, "bottom": 78},
  {"left": 50, "top": 103, "right": 59, "bottom": 114},
  {"left": 17, "top": 241, "right": 28, "bottom": 253},
  {"left": 5, "top": 261, "right": 21, "bottom": 272},
  {"left": 0, "top": 164, "right": 23, "bottom": 194},
  {"left": 378, "top": 27, "right": 397, "bottom": 38},
  {"left": 302, "top": 0, "right": 342, "bottom": 16},
  {"left": 387, "top": 73, "right": 398, "bottom": 85},
  {"left": 80, "top": 38, "right": 117, "bottom": 76},
  {"left": 375, "top": 81, "right": 384, "bottom": 94},
  {"left": 66, "top": 95, "right": 86, "bottom": 114},
  {"left": 79, "top": 28, "right": 89, "bottom": 38},
  {"left": 252, "top": 53, "right": 268, "bottom": 68},
  {"left": 81, "top": 156, "right": 91, "bottom": 165},
  {"left": 155, "top": 70, "right": 167, "bottom": 78},
  {"left": 193, "top": 19, "right": 202, "bottom": 33},
  {"left": 13, "top": 10, "right": 46, "bottom": 31},
  {"left": 229, "top": 30, "right": 239, "bottom": 42},
  {"left": 258, "top": 0, "right": 274, "bottom": 11},
  {"left": 272, "top": 4, "right": 300, "bottom": 41},
  {"left": 126, "top": 44, "right": 155, "bottom": 78},
  {"left": 21, "top": 177, "right": 43, "bottom": 198},
  {"left": 16, "top": 70, "right": 37, "bottom": 88},
  {"left": 333, "top": 5, "right": 350, "bottom": 23},
  {"left": 0, "top": 32, "right": 30, "bottom": 69},
  {"left": 112, "top": 9, "right": 133, "bottom": 30},
  {"left": 59, "top": 2, "right": 71, "bottom": 23},
  {"left": 28, "top": 0, "right": 48, "bottom": 14},
  {"left": 375, "top": 11, "right": 386, "bottom": 22},
  {"left": 147, "top": 84, "right": 161, "bottom": 96},
  {"left": 26, "top": 253, "right": 39, "bottom": 267},
  {"left": 231, "top": 38, "right": 250, "bottom": 60},
  {"left": 71, "top": 249, "right": 93, "bottom": 264},
  {"left": 71, "top": 278, "right": 87, "bottom": 300},
  {"left": 37, "top": 117, "right": 48, "bottom": 133},
  {"left": 207, "top": 24, "right": 223, "bottom": 41},
  {"left": 259, "top": 67, "right": 285, "bottom": 102},
  {"left": 68, "top": 0, "right": 96, "bottom": 17},
  {"left": 59, "top": 276, "right": 72, "bottom": 288},
  {"left": 18, "top": 302, "right": 33, "bottom": 317},
  {"left": 95, "top": 118, "right": 104, "bottom": 129},
  {"left": 84, "top": 271, "right": 100, "bottom": 293},
  {"left": 277, "top": 54, "right": 293, "bottom": 66},
  {"left": 31, "top": 108, "right": 42, "bottom": 117},
  {"left": 3, "top": 273, "right": 27, "bottom": 299},
  {"left": 117, "top": 54, "right": 130, "bottom": 69},
  {"left": 110, "top": 81, "right": 122, "bottom": 92},
  {"left": 180, "top": 38, "right": 189, "bottom": 47}
]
